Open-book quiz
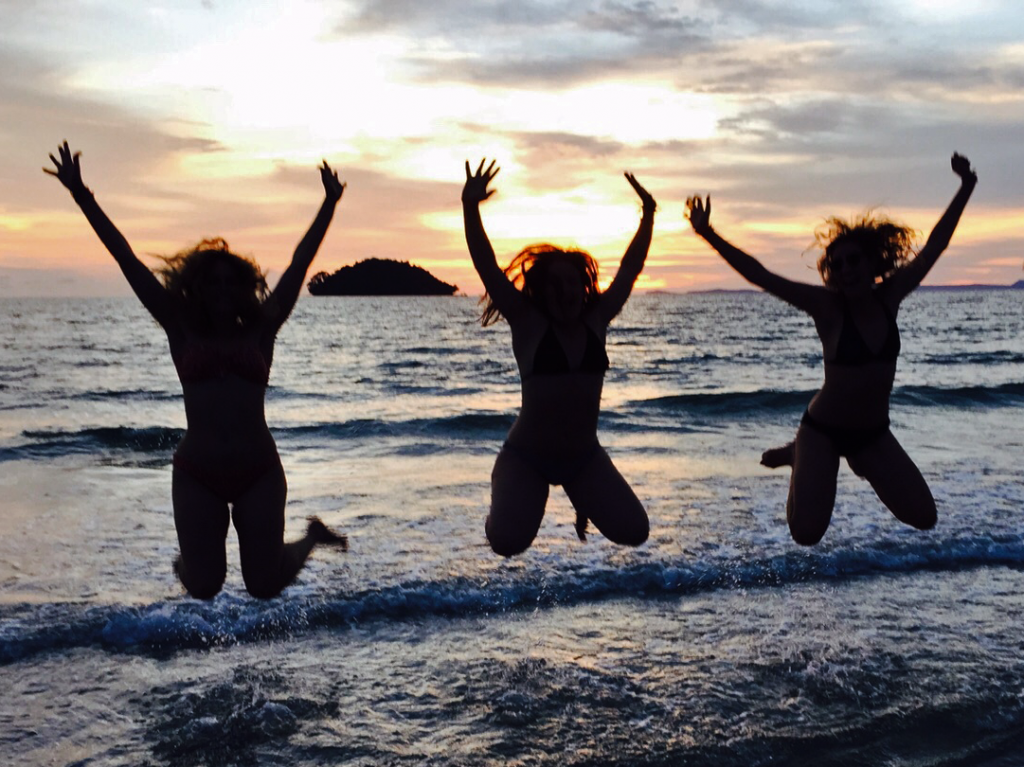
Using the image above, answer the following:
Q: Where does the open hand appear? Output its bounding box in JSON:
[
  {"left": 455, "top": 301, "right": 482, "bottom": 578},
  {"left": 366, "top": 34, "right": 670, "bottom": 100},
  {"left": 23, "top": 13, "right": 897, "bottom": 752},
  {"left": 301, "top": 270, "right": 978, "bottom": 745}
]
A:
[
  {"left": 462, "top": 158, "right": 499, "bottom": 204},
  {"left": 43, "top": 141, "right": 87, "bottom": 195},
  {"left": 321, "top": 161, "right": 346, "bottom": 202},
  {"left": 625, "top": 172, "right": 656, "bottom": 213},
  {"left": 951, "top": 152, "right": 977, "bottom": 184},
  {"left": 685, "top": 194, "right": 712, "bottom": 235}
]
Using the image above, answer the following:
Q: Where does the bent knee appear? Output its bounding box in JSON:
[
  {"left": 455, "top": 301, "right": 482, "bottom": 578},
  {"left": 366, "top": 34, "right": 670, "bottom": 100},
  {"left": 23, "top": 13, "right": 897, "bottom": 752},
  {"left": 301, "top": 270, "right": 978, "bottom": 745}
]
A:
[
  {"left": 628, "top": 525, "right": 650, "bottom": 547},
  {"left": 246, "top": 585, "right": 284, "bottom": 600},
  {"left": 183, "top": 575, "right": 225, "bottom": 601},
  {"left": 605, "top": 522, "right": 649, "bottom": 548},
  {"left": 239, "top": 563, "right": 286, "bottom": 600},
  {"left": 908, "top": 506, "right": 937, "bottom": 531},
  {"left": 787, "top": 500, "right": 831, "bottom": 546},
  {"left": 487, "top": 533, "right": 533, "bottom": 558},
  {"left": 889, "top": 491, "right": 937, "bottom": 531},
  {"left": 485, "top": 516, "right": 538, "bottom": 558},
  {"left": 243, "top": 577, "right": 285, "bottom": 600},
  {"left": 489, "top": 542, "right": 529, "bottom": 558},
  {"left": 789, "top": 521, "right": 827, "bottom": 547},
  {"left": 176, "top": 559, "right": 225, "bottom": 600}
]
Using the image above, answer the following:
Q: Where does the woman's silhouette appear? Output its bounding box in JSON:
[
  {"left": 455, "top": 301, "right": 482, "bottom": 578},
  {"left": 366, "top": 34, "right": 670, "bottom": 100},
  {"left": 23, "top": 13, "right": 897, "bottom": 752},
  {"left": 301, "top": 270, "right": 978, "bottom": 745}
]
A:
[
  {"left": 686, "top": 153, "right": 977, "bottom": 545},
  {"left": 462, "top": 159, "right": 654, "bottom": 555},
  {"left": 46, "top": 141, "right": 348, "bottom": 599}
]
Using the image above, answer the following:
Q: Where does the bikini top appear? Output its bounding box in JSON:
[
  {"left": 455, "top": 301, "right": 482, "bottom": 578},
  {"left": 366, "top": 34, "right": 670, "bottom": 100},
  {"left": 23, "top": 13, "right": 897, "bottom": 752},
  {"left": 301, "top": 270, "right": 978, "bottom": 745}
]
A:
[
  {"left": 529, "top": 324, "right": 609, "bottom": 377},
  {"left": 174, "top": 340, "right": 271, "bottom": 386},
  {"left": 826, "top": 297, "right": 901, "bottom": 366}
]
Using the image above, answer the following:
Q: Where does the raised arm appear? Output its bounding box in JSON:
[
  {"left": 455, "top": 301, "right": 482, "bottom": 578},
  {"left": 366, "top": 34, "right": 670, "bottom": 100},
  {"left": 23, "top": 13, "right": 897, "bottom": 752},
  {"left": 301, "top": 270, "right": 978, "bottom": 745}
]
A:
[
  {"left": 462, "top": 158, "right": 525, "bottom": 320},
  {"left": 686, "top": 194, "right": 829, "bottom": 316},
  {"left": 886, "top": 153, "right": 978, "bottom": 302},
  {"left": 44, "top": 142, "right": 177, "bottom": 328},
  {"left": 597, "top": 172, "right": 656, "bottom": 323},
  {"left": 268, "top": 161, "right": 345, "bottom": 330}
]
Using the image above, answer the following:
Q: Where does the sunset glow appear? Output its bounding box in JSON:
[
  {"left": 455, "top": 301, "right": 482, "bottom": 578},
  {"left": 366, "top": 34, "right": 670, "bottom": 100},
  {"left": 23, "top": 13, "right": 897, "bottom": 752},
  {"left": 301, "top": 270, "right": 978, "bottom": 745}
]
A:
[{"left": 2, "top": 1, "right": 1021, "bottom": 297}]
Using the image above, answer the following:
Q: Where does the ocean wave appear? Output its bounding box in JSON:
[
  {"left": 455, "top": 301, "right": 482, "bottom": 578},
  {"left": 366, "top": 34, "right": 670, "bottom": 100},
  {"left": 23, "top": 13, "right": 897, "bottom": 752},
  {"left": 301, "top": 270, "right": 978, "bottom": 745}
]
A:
[
  {"left": 2, "top": 413, "right": 516, "bottom": 462},
  {"left": 895, "top": 381, "right": 1024, "bottom": 407},
  {"left": 2, "top": 533, "right": 1021, "bottom": 664},
  {"left": 70, "top": 388, "right": 181, "bottom": 403},
  {"left": 630, "top": 381, "right": 1024, "bottom": 415},
  {"left": 3, "top": 426, "right": 184, "bottom": 460},
  {"left": 404, "top": 346, "right": 463, "bottom": 355},
  {"left": 286, "top": 412, "right": 515, "bottom": 441},
  {"left": 378, "top": 359, "right": 426, "bottom": 370},
  {"left": 631, "top": 389, "right": 817, "bottom": 415},
  {"left": 922, "top": 350, "right": 1024, "bottom": 366},
  {"left": 7, "top": 377, "right": 1024, "bottom": 461}
]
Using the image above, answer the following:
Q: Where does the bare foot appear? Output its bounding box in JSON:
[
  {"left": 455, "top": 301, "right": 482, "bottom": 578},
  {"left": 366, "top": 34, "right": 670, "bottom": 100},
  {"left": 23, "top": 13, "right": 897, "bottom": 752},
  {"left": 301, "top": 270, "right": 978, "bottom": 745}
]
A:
[
  {"left": 575, "top": 511, "right": 588, "bottom": 542},
  {"left": 307, "top": 516, "right": 349, "bottom": 550},
  {"left": 761, "top": 442, "right": 794, "bottom": 469}
]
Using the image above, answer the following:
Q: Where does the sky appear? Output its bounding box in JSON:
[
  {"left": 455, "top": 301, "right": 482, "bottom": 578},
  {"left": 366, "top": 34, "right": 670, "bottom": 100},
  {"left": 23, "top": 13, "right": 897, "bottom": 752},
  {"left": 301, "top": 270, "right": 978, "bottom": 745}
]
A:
[{"left": 1, "top": 0, "right": 1022, "bottom": 297}]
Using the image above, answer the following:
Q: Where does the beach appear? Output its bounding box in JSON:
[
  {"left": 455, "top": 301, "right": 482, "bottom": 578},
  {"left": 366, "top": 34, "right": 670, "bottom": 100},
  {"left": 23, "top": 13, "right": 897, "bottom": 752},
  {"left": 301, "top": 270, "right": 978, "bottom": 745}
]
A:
[{"left": 2, "top": 291, "right": 1023, "bottom": 765}]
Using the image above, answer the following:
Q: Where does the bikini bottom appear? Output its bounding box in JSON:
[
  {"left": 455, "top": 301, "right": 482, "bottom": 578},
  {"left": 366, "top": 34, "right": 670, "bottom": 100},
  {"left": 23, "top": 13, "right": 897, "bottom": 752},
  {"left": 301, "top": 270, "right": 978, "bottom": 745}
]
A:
[
  {"left": 499, "top": 440, "right": 602, "bottom": 541},
  {"left": 500, "top": 439, "right": 601, "bottom": 487},
  {"left": 800, "top": 410, "right": 890, "bottom": 458},
  {"left": 172, "top": 450, "right": 283, "bottom": 503}
]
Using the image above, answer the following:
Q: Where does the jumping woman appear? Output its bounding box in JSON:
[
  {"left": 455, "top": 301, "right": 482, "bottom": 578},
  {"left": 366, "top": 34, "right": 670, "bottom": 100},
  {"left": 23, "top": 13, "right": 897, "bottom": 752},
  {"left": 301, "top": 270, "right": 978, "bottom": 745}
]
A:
[
  {"left": 686, "top": 153, "right": 977, "bottom": 545},
  {"left": 463, "top": 158, "right": 655, "bottom": 556},
  {"left": 46, "top": 141, "right": 348, "bottom": 598}
]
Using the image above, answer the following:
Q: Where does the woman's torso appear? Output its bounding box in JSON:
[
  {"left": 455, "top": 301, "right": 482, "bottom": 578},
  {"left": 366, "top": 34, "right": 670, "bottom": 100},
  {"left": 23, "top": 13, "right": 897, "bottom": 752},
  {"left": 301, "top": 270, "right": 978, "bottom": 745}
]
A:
[
  {"left": 808, "top": 288, "right": 900, "bottom": 428},
  {"left": 506, "top": 307, "right": 608, "bottom": 456},
  {"left": 167, "top": 324, "right": 279, "bottom": 463}
]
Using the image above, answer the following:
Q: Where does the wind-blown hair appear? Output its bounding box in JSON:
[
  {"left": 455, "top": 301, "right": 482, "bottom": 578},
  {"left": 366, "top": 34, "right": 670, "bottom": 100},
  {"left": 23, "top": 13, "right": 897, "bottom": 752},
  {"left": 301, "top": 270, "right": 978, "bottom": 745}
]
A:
[
  {"left": 155, "top": 238, "right": 269, "bottom": 333},
  {"left": 814, "top": 214, "right": 917, "bottom": 288},
  {"left": 480, "top": 244, "right": 600, "bottom": 326}
]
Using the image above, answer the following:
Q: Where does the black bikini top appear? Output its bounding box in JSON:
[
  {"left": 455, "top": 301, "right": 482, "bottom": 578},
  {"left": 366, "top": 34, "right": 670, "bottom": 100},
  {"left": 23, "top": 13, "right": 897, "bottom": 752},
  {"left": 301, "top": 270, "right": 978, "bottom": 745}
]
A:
[
  {"left": 174, "top": 339, "right": 271, "bottom": 386},
  {"left": 529, "top": 324, "right": 609, "bottom": 377},
  {"left": 826, "top": 297, "right": 901, "bottom": 366}
]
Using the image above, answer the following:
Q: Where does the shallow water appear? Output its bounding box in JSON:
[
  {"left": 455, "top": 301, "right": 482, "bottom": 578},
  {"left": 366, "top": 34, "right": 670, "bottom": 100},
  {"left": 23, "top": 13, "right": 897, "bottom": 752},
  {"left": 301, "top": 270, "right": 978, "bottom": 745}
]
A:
[
  {"left": 7, "top": 569, "right": 1024, "bottom": 766},
  {"left": 1, "top": 292, "right": 1023, "bottom": 765}
]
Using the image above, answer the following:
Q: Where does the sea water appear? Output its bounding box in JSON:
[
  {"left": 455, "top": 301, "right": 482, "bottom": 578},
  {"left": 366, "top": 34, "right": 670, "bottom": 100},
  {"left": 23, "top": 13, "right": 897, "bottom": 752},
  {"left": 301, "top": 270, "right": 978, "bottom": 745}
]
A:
[{"left": 1, "top": 291, "right": 1023, "bottom": 766}]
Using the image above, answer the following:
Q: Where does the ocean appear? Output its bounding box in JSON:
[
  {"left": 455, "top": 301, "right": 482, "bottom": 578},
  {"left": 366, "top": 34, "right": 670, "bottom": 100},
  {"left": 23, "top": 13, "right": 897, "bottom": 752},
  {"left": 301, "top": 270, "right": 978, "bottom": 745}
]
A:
[{"left": 1, "top": 290, "right": 1023, "bottom": 766}]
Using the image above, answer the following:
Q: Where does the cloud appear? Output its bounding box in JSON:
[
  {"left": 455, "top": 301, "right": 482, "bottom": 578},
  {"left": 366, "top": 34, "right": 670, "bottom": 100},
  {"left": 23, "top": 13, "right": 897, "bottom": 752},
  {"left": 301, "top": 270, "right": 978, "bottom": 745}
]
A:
[
  {"left": 3, "top": 1, "right": 1022, "bottom": 294},
  {"left": 0, "top": 49, "right": 224, "bottom": 214},
  {"left": 262, "top": 161, "right": 467, "bottom": 277},
  {"left": 499, "top": 131, "right": 628, "bottom": 190},
  {"left": 328, "top": 0, "right": 1024, "bottom": 112},
  {"left": 333, "top": 0, "right": 709, "bottom": 87}
]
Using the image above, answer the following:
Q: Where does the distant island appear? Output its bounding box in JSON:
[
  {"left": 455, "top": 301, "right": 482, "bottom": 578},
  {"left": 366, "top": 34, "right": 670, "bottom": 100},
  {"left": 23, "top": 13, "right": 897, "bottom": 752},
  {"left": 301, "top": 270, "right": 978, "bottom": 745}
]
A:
[
  {"left": 690, "top": 279, "right": 1024, "bottom": 295},
  {"left": 308, "top": 258, "right": 459, "bottom": 296},
  {"left": 917, "top": 279, "right": 1024, "bottom": 292}
]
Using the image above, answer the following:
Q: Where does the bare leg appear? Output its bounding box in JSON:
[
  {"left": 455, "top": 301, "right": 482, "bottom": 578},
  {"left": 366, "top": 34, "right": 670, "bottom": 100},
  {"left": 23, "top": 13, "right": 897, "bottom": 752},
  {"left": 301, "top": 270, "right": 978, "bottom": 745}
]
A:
[
  {"left": 761, "top": 441, "right": 795, "bottom": 469},
  {"left": 787, "top": 423, "right": 841, "bottom": 546},
  {"left": 563, "top": 446, "right": 648, "bottom": 548},
  {"left": 231, "top": 462, "right": 346, "bottom": 599},
  {"left": 486, "top": 446, "right": 549, "bottom": 557},
  {"left": 172, "top": 467, "right": 230, "bottom": 600},
  {"left": 846, "top": 431, "right": 937, "bottom": 530}
]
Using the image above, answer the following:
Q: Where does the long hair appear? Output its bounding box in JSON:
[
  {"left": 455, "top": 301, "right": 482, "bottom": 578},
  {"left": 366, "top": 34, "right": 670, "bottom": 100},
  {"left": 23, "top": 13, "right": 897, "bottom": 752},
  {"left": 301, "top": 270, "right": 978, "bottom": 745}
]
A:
[
  {"left": 813, "top": 213, "right": 917, "bottom": 288},
  {"left": 155, "top": 238, "right": 269, "bottom": 333},
  {"left": 480, "top": 244, "right": 601, "bottom": 327}
]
